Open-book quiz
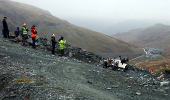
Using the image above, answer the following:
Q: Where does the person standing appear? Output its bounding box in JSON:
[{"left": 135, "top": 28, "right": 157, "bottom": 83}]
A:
[
  {"left": 119, "top": 56, "right": 122, "bottom": 60},
  {"left": 16, "top": 29, "right": 22, "bottom": 42},
  {"left": 21, "top": 23, "right": 28, "bottom": 46},
  {"left": 51, "top": 34, "right": 57, "bottom": 55},
  {"left": 2, "top": 17, "right": 9, "bottom": 38},
  {"left": 31, "top": 25, "right": 37, "bottom": 49},
  {"left": 59, "top": 37, "right": 66, "bottom": 56},
  {"left": 14, "top": 27, "right": 20, "bottom": 38}
]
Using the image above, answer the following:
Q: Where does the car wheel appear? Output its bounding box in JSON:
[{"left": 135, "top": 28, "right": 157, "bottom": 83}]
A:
[
  {"left": 123, "top": 65, "right": 129, "bottom": 72},
  {"left": 112, "top": 65, "right": 117, "bottom": 71},
  {"left": 103, "top": 61, "right": 108, "bottom": 68}
]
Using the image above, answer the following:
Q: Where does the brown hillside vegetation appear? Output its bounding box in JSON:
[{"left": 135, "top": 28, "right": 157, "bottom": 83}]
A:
[
  {"left": 162, "top": 46, "right": 170, "bottom": 58},
  {"left": 127, "top": 55, "right": 170, "bottom": 74},
  {"left": 134, "top": 58, "right": 170, "bottom": 73},
  {"left": 0, "top": 0, "right": 143, "bottom": 53}
]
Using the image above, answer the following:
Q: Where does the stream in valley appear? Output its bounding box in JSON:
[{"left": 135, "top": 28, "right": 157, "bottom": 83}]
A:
[{"left": 96, "top": 47, "right": 165, "bottom": 66}]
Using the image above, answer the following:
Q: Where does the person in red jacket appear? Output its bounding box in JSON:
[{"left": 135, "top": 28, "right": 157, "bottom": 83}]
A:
[{"left": 31, "top": 25, "right": 37, "bottom": 49}]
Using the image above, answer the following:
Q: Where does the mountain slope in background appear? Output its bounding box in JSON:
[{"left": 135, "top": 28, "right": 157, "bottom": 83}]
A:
[
  {"left": 104, "top": 19, "right": 170, "bottom": 35},
  {"left": 113, "top": 24, "right": 170, "bottom": 48},
  {"left": 0, "top": 0, "right": 143, "bottom": 53},
  {"left": 113, "top": 23, "right": 170, "bottom": 58}
]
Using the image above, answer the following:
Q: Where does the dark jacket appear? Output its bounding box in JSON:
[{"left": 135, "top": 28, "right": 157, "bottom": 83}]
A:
[
  {"left": 14, "top": 30, "right": 20, "bottom": 37},
  {"left": 58, "top": 38, "right": 61, "bottom": 42},
  {"left": 2, "top": 19, "right": 9, "bottom": 32},
  {"left": 51, "top": 36, "right": 57, "bottom": 45},
  {"left": 121, "top": 58, "right": 129, "bottom": 64}
]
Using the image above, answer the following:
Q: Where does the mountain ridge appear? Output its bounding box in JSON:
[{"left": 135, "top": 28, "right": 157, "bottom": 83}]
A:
[
  {"left": 113, "top": 23, "right": 170, "bottom": 47},
  {"left": 0, "top": 0, "right": 143, "bottom": 53},
  {"left": 112, "top": 23, "right": 170, "bottom": 58},
  {"left": 104, "top": 19, "right": 170, "bottom": 35}
]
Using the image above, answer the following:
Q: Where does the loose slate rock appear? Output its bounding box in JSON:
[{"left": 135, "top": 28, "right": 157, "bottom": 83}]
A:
[
  {"left": 106, "top": 88, "right": 112, "bottom": 90},
  {"left": 87, "top": 81, "right": 92, "bottom": 84},
  {"left": 160, "top": 81, "right": 169, "bottom": 86},
  {"left": 112, "top": 85, "right": 119, "bottom": 88},
  {"left": 135, "top": 92, "right": 141, "bottom": 95}
]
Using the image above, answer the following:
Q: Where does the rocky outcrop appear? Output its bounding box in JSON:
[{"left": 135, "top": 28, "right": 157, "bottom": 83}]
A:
[{"left": 9, "top": 36, "right": 104, "bottom": 65}]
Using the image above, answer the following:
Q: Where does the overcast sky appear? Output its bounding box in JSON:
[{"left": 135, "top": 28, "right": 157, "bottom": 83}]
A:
[
  {"left": 11, "top": 0, "right": 170, "bottom": 20},
  {"left": 11, "top": 0, "right": 170, "bottom": 33}
]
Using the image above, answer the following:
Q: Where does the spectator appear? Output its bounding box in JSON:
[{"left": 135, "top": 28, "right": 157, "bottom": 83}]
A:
[
  {"left": 51, "top": 34, "right": 57, "bottom": 55},
  {"left": 59, "top": 37, "right": 66, "bottom": 57},
  {"left": 31, "top": 25, "right": 37, "bottom": 49},
  {"left": 119, "top": 56, "right": 122, "bottom": 60},
  {"left": 2, "top": 17, "right": 9, "bottom": 38},
  {"left": 14, "top": 27, "right": 20, "bottom": 38},
  {"left": 21, "top": 23, "right": 28, "bottom": 46}
]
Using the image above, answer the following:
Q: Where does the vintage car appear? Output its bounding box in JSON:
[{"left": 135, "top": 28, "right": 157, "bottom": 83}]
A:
[{"left": 103, "top": 59, "right": 129, "bottom": 72}]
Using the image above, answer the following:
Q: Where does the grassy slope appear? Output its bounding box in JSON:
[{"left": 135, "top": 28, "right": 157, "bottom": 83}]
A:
[
  {"left": 162, "top": 45, "right": 170, "bottom": 59},
  {"left": 0, "top": 0, "right": 144, "bottom": 53},
  {"left": 127, "top": 56, "right": 169, "bottom": 72}
]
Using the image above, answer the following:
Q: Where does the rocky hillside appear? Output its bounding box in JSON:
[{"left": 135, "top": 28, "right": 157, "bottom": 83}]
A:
[
  {"left": 0, "top": 37, "right": 170, "bottom": 100},
  {"left": 113, "top": 24, "right": 170, "bottom": 48},
  {"left": 0, "top": 0, "right": 143, "bottom": 53}
]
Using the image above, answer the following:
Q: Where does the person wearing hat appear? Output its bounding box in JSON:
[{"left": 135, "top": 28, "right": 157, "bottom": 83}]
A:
[
  {"left": 31, "top": 25, "right": 37, "bottom": 49},
  {"left": 2, "top": 17, "right": 9, "bottom": 38},
  {"left": 59, "top": 36, "right": 66, "bottom": 56},
  {"left": 51, "top": 34, "right": 57, "bottom": 55},
  {"left": 21, "top": 23, "right": 28, "bottom": 46}
]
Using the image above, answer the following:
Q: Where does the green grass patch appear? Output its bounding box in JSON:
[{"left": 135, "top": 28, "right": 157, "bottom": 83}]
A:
[
  {"left": 43, "top": 85, "right": 66, "bottom": 92},
  {"left": 13, "top": 78, "right": 32, "bottom": 84}
]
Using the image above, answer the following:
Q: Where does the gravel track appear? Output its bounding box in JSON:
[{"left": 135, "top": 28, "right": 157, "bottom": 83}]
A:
[{"left": 0, "top": 39, "right": 170, "bottom": 100}]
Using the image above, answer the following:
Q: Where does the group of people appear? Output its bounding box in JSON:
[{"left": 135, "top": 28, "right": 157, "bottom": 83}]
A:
[
  {"left": 51, "top": 34, "right": 66, "bottom": 56},
  {"left": 13, "top": 23, "right": 37, "bottom": 48},
  {"left": 2, "top": 17, "right": 66, "bottom": 56}
]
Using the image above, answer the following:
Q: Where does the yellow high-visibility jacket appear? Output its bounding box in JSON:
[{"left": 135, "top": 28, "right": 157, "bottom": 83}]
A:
[
  {"left": 22, "top": 27, "right": 28, "bottom": 34},
  {"left": 59, "top": 40, "right": 66, "bottom": 50}
]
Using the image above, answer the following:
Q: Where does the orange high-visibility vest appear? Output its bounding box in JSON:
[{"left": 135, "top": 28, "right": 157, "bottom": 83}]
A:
[
  {"left": 149, "top": 69, "right": 153, "bottom": 73},
  {"left": 31, "top": 32, "right": 36, "bottom": 38},
  {"left": 31, "top": 29, "right": 36, "bottom": 38}
]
